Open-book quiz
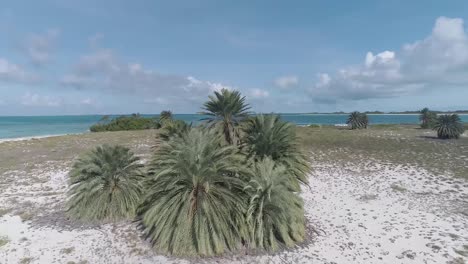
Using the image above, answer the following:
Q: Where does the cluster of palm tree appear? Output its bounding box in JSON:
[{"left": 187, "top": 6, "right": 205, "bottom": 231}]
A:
[
  {"left": 419, "top": 108, "right": 465, "bottom": 139},
  {"left": 346, "top": 111, "right": 369, "bottom": 129},
  {"left": 66, "top": 89, "right": 309, "bottom": 256}
]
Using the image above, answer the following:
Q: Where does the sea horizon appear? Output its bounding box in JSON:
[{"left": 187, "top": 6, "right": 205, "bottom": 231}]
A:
[{"left": 1, "top": 113, "right": 468, "bottom": 140}]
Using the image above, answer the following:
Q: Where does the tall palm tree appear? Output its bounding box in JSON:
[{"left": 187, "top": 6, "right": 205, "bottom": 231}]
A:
[
  {"left": 138, "top": 129, "right": 247, "bottom": 256},
  {"left": 242, "top": 114, "right": 309, "bottom": 190},
  {"left": 200, "top": 88, "right": 251, "bottom": 145},
  {"left": 66, "top": 145, "right": 145, "bottom": 222},
  {"left": 433, "top": 114, "right": 465, "bottom": 139},
  {"left": 347, "top": 111, "right": 368, "bottom": 129},
  {"left": 419, "top": 108, "right": 437, "bottom": 129},
  {"left": 244, "top": 158, "right": 305, "bottom": 251}
]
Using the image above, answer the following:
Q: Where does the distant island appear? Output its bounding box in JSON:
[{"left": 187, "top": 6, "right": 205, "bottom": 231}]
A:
[{"left": 305, "top": 110, "right": 468, "bottom": 114}]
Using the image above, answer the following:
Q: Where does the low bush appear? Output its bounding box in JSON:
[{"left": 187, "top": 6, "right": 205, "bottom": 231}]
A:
[{"left": 90, "top": 114, "right": 160, "bottom": 132}]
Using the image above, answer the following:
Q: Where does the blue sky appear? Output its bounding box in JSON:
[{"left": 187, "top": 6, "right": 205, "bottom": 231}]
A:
[{"left": 1, "top": 0, "right": 468, "bottom": 115}]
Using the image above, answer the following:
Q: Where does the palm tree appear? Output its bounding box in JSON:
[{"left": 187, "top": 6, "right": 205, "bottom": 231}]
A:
[
  {"left": 419, "top": 108, "right": 437, "bottom": 129},
  {"left": 433, "top": 114, "right": 465, "bottom": 139},
  {"left": 242, "top": 115, "right": 309, "bottom": 190},
  {"left": 158, "top": 119, "right": 191, "bottom": 141},
  {"left": 347, "top": 111, "right": 368, "bottom": 129},
  {"left": 66, "top": 145, "right": 145, "bottom": 222},
  {"left": 159, "top": 110, "right": 173, "bottom": 124},
  {"left": 244, "top": 158, "right": 305, "bottom": 251},
  {"left": 138, "top": 129, "right": 247, "bottom": 256},
  {"left": 200, "top": 88, "right": 251, "bottom": 145}
]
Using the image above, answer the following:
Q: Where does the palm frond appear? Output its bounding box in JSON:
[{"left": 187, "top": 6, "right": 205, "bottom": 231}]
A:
[
  {"left": 138, "top": 128, "right": 248, "bottom": 256},
  {"left": 242, "top": 114, "right": 310, "bottom": 190},
  {"left": 244, "top": 158, "right": 305, "bottom": 251},
  {"left": 66, "top": 145, "right": 145, "bottom": 222},
  {"left": 433, "top": 114, "right": 465, "bottom": 139},
  {"left": 200, "top": 88, "right": 251, "bottom": 145},
  {"left": 346, "top": 111, "right": 368, "bottom": 129}
]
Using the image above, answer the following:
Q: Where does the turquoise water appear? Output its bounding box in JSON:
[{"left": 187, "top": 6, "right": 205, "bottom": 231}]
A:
[{"left": 1, "top": 114, "right": 467, "bottom": 139}]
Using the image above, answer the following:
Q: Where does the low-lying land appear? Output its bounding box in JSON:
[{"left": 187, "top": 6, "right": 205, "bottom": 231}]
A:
[{"left": 0, "top": 125, "right": 467, "bottom": 263}]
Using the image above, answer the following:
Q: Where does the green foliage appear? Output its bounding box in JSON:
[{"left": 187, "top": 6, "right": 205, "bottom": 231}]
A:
[
  {"left": 158, "top": 110, "right": 173, "bottom": 125},
  {"left": 244, "top": 158, "right": 305, "bottom": 251},
  {"left": 158, "top": 119, "right": 191, "bottom": 141},
  {"left": 346, "top": 111, "right": 369, "bottom": 129},
  {"left": 66, "top": 145, "right": 145, "bottom": 222},
  {"left": 242, "top": 115, "right": 309, "bottom": 190},
  {"left": 200, "top": 88, "right": 251, "bottom": 145},
  {"left": 419, "top": 108, "right": 438, "bottom": 129},
  {"left": 138, "top": 129, "right": 247, "bottom": 256},
  {"left": 90, "top": 114, "right": 159, "bottom": 132},
  {"left": 433, "top": 114, "right": 465, "bottom": 139}
]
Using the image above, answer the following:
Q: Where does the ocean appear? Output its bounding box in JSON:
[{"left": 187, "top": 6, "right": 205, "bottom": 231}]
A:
[{"left": 1, "top": 114, "right": 467, "bottom": 140}]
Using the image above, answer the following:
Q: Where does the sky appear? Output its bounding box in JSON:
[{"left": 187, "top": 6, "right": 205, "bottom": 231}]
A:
[{"left": 1, "top": 0, "right": 468, "bottom": 115}]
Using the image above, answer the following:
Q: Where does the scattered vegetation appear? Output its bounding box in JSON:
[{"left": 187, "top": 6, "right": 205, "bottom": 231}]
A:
[
  {"left": 346, "top": 111, "right": 369, "bottom": 129},
  {"left": 391, "top": 183, "right": 407, "bottom": 193},
  {"left": 0, "top": 236, "right": 9, "bottom": 247},
  {"left": 433, "top": 114, "right": 465, "bottom": 139},
  {"left": 60, "top": 247, "right": 75, "bottom": 254},
  {"left": 66, "top": 145, "right": 145, "bottom": 222},
  {"left": 18, "top": 211, "right": 34, "bottom": 222},
  {"left": 19, "top": 257, "right": 34, "bottom": 264},
  {"left": 0, "top": 207, "right": 12, "bottom": 217}
]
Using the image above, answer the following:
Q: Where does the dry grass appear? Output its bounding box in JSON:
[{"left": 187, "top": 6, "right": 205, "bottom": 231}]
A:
[{"left": 296, "top": 125, "right": 468, "bottom": 179}]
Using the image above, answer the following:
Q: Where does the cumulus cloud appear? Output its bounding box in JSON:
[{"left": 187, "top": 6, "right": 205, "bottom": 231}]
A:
[
  {"left": 23, "top": 29, "right": 60, "bottom": 66},
  {"left": 274, "top": 75, "right": 298, "bottom": 89},
  {"left": 21, "top": 92, "right": 63, "bottom": 107},
  {"left": 310, "top": 17, "right": 468, "bottom": 103},
  {"left": 249, "top": 88, "right": 269, "bottom": 98},
  {"left": 0, "top": 58, "right": 38, "bottom": 83},
  {"left": 61, "top": 48, "right": 233, "bottom": 108}
]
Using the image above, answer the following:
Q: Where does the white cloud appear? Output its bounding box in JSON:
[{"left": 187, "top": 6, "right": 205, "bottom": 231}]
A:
[
  {"left": 0, "top": 58, "right": 38, "bottom": 83},
  {"left": 249, "top": 88, "right": 269, "bottom": 98},
  {"left": 274, "top": 75, "right": 298, "bottom": 89},
  {"left": 23, "top": 29, "right": 60, "bottom": 66},
  {"left": 61, "top": 48, "right": 233, "bottom": 109},
  {"left": 21, "top": 92, "right": 62, "bottom": 107},
  {"left": 80, "top": 98, "right": 93, "bottom": 105},
  {"left": 310, "top": 17, "right": 468, "bottom": 103}
]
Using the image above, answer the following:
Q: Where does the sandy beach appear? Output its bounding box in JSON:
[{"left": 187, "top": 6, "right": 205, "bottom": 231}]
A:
[{"left": 0, "top": 127, "right": 467, "bottom": 264}]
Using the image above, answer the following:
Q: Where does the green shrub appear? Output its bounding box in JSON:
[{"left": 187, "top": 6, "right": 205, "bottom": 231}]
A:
[
  {"left": 242, "top": 115, "right": 310, "bottom": 191},
  {"left": 346, "top": 112, "right": 369, "bottom": 129},
  {"left": 90, "top": 114, "right": 160, "bottom": 132},
  {"left": 66, "top": 145, "right": 145, "bottom": 222},
  {"left": 433, "top": 114, "right": 465, "bottom": 139},
  {"left": 245, "top": 158, "right": 305, "bottom": 251},
  {"left": 419, "top": 108, "right": 438, "bottom": 129}
]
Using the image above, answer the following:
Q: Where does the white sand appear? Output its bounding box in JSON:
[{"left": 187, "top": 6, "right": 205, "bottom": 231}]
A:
[{"left": 0, "top": 159, "right": 467, "bottom": 263}]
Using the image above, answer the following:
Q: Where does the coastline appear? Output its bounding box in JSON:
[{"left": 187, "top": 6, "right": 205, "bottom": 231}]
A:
[{"left": 0, "top": 133, "right": 84, "bottom": 143}]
